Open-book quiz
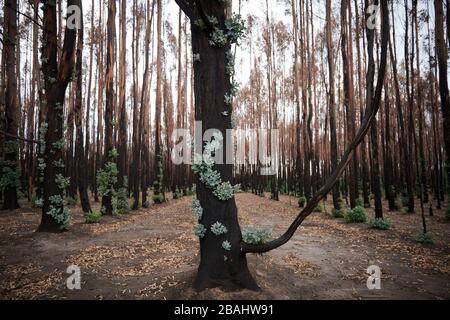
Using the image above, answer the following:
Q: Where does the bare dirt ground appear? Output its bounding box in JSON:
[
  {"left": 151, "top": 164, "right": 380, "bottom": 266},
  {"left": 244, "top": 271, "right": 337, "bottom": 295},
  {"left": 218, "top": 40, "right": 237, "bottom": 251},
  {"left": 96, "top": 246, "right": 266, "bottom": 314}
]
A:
[{"left": 1, "top": 193, "right": 449, "bottom": 300}]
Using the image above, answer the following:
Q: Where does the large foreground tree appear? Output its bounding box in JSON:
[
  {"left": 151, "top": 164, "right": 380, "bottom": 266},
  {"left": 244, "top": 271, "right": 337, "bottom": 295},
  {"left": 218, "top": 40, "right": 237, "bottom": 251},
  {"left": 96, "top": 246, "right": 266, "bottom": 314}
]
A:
[
  {"left": 175, "top": 0, "right": 389, "bottom": 291},
  {"left": 38, "top": 0, "right": 79, "bottom": 232}
]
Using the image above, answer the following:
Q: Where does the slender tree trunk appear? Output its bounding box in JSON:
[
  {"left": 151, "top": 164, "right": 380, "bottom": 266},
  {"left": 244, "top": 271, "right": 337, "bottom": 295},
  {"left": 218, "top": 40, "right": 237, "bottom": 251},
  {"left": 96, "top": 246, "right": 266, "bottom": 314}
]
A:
[
  {"left": 153, "top": 0, "right": 165, "bottom": 204},
  {"left": 85, "top": 0, "right": 95, "bottom": 189},
  {"left": 117, "top": 0, "right": 128, "bottom": 189},
  {"left": 326, "top": 0, "right": 340, "bottom": 210},
  {"left": 2, "top": 0, "right": 20, "bottom": 210},
  {"left": 131, "top": 0, "right": 141, "bottom": 209},
  {"left": 74, "top": 2, "right": 91, "bottom": 213},
  {"left": 101, "top": 0, "right": 116, "bottom": 215},
  {"left": 341, "top": 0, "right": 357, "bottom": 209},
  {"left": 365, "top": 0, "right": 383, "bottom": 218},
  {"left": 434, "top": 0, "right": 450, "bottom": 192}
]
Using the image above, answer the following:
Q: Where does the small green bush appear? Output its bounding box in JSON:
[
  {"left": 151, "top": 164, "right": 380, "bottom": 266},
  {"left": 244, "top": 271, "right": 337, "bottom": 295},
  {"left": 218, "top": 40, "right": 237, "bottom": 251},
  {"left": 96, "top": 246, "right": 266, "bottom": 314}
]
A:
[
  {"left": 415, "top": 232, "right": 434, "bottom": 245},
  {"left": 313, "top": 202, "right": 324, "bottom": 213},
  {"left": 369, "top": 217, "right": 391, "bottom": 230},
  {"left": 298, "top": 196, "right": 307, "bottom": 208},
  {"left": 85, "top": 211, "right": 102, "bottom": 224},
  {"left": 356, "top": 197, "right": 364, "bottom": 207},
  {"left": 152, "top": 193, "right": 165, "bottom": 204},
  {"left": 394, "top": 195, "right": 403, "bottom": 211},
  {"left": 445, "top": 207, "right": 450, "bottom": 221},
  {"left": 17, "top": 190, "right": 25, "bottom": 199},
  {"left": 332, "top": 208, "right": 345, "bottom": 218},
  {"left": 113, "top": 188, "right": 130, "bottom": 215},
  {"left": 344, "top": 206, "right": 367, "bottom": 223},
  {"left": 66, "top": 195, "right": 78, "bottom": 206},
  {"left": 31, "top": 196, "right": 43, "bottom": 208},
  {"left": 401, "top": 195, "right": 410, "bottom": 208},
  {"left": 173, "top": 187, "right": 183, "bottom": 199}
]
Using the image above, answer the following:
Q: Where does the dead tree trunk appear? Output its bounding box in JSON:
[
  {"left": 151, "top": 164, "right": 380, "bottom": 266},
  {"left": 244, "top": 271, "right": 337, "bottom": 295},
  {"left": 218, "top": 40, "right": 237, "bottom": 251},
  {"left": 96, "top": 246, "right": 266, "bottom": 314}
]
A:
[
  {"left": 2, "top": 0, "right": 20, "bottom": 210},
  {"left": 326, "top": 0, "right": 340, "bottom": 210},
  {"left": 175, "top": 0, "right": 258, "bottom": 291},
  {"left": 434, "top": 0, "right": 450, "bottom": 189},
  {"left": 100, "top": 0, "right": 116, "bottom": 215},
  {"left": 74, "top": 1, "right": 91, "bottom": 213},
  {"left": 38, "top": 0, "right": 78, "bottom": 231}
]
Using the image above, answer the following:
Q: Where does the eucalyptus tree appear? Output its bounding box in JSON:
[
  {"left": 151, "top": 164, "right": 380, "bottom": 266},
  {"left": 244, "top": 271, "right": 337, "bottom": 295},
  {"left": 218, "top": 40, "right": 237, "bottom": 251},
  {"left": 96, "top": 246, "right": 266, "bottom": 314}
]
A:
[
  {"left": 174, "top": 0, "right": 389, "bottom": 291},
  {"left": 38, "top": 0, "right": 79, "bottom": 231}
]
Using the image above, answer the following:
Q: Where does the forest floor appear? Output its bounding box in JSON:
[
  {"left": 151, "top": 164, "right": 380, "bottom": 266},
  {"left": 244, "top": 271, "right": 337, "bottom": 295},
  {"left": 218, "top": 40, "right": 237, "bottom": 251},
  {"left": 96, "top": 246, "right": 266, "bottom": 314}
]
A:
[{"left": 0, "top": 192, "right": 449, "bottom": 300}]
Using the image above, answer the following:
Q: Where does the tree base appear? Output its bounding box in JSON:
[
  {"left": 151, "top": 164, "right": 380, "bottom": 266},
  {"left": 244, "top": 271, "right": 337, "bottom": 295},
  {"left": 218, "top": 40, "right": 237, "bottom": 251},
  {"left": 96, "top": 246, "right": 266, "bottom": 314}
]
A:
[
  {"left": 193, "top": 256, "right": 260, "bottom": 292},
  {"left": 36, "top": 224, "right": 66, "bottom": 233},
  {"left": 36, "top": 214, "right": 66, "bottom": 233}
]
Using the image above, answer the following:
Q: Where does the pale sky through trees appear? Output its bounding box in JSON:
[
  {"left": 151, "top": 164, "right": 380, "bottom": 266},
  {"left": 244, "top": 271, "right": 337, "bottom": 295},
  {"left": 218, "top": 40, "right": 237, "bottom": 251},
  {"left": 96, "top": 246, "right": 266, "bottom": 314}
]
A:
[{"left": 9, "top": 0, "right": 445, "bottom": 137}]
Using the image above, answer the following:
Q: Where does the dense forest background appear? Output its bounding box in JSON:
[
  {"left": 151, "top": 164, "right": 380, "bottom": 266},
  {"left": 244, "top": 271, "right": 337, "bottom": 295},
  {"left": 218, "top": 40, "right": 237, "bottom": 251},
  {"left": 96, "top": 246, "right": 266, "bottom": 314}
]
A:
[
  {"left": 1, "top": 0, "right": 450, "bottom": 298},
  {"left": 1, "top": 0, "right": 449, "bottom": 220}
]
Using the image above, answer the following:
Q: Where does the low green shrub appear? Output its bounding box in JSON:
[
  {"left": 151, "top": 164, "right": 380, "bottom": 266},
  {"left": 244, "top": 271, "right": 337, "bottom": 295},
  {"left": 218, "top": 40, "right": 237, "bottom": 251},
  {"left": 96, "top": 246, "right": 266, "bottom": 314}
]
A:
[
  {"left": 415, "top": 232, "right": 434, "bottom": 245},
  {"left": 369, "top": 217, "right": 391, "bottom": 230},
  {"left": 394, "top": 195, "right": 403, "bottom": 211},
  {"left": 344, "top": 206, "right": 367, "bottom": 223},
  {"left": 445, "top": 207, "right": 450, "bottom": 221},
  {"left": 31, "top": 196, "right": 43, "bottom": 208},
  {"left": 401, "top": 195, "right": 409, "bottom": 208},
  {"left": 66, "top": 195, "right": 78, "bottom": 206},
  {"left": 152, "top": 193, "right": 165, "bottom": 204},
  {"left": 85, "top": 211, "right": 101, "bottom": 224},
  {"left": 332, "top": 208, "right": 345, "bottom": 219},
  {"left": 173, "top": 187, "right": 183, "bottom": 199},
  {"left": 113, "top": 188, "right": 129, "bottom": 215},
  {"left": 298, "top": 196, "right": 307, "bottom": 208},
  {"left": 356, "top": 197, "right": 364, "bottom": 207},
  {"left": 313, "top": 202, "right": 324, "bottom": 213}
]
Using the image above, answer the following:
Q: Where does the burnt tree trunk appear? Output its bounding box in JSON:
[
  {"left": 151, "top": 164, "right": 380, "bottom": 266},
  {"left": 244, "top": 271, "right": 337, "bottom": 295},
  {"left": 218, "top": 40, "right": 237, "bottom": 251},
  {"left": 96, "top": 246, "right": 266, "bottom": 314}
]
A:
[
  {"left": 38, "top": 0, "right": 77, "bottom": 232},
  {"left": 326, "top": 0, "right": 340, "bottom": 210},
  {"left": 2, "top": 0, "right": 20, "bottom": 210},
  {"left": 117, "top": 0, "right": 128, "bottom": 189},
  {"left": 101, "top": 0, "right": 116, "bottom": 215},
  {"left": 434, "top": 0, "right": 450, "bottom": 189},
  {"left": 176, "top": 0, "right": 258, "bottom": 291},
  {"left": 74, "top": 2, "right": 91, "bottom": 213},
  {"left": 365, "top": 0, "right": 383, "bottom": 219}
]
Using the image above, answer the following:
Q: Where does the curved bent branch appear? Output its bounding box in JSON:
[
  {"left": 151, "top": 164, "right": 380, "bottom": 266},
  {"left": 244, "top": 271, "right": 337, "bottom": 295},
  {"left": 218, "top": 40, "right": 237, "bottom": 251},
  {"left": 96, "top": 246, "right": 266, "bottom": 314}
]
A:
[{"left": 242, "top": 0, "right": 390, "bottom": 254}]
